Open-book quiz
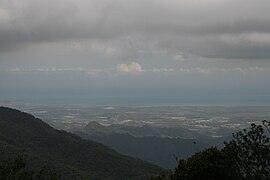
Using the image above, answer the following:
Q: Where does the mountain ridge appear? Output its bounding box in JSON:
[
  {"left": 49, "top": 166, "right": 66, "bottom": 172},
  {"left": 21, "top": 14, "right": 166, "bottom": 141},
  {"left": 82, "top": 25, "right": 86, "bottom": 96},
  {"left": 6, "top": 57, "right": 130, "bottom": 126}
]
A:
[
  {"left": 78, "top": 121, "right": 208, "bottom": 168},
  {"left": 0, "top": 107, "right": 164, "bottom": 179}
]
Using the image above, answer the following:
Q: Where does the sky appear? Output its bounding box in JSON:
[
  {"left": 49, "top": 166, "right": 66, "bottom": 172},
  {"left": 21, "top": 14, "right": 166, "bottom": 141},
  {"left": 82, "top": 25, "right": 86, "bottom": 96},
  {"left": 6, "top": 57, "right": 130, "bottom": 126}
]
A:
[{"left": 1, "top": 0, "right": 270, "bottom": 105}]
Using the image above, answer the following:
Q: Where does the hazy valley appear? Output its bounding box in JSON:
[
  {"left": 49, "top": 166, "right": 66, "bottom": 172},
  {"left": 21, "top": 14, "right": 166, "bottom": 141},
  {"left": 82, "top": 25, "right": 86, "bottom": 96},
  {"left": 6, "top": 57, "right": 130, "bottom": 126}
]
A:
[{"left": 2, "top": 101, "right": 270, "bottom": 169}]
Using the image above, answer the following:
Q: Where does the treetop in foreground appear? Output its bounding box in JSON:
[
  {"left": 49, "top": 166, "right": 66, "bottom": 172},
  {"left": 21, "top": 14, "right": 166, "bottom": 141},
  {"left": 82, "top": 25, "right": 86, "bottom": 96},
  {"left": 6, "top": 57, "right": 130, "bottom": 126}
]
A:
[{"left": 152, "top": 121, "right": 270, "bottom": 180}]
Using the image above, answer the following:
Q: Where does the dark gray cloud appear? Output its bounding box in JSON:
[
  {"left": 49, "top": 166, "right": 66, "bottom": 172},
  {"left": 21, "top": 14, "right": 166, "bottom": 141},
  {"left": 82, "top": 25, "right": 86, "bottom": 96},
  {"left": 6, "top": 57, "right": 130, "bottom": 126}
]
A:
[
  {"left": 1, "top": 0, "right": 270, "bottom": 60},
  {"left": 201, "top": 38, "right": 270, "bottom": 59},
  {"left": 188, "top": 20, "right": 270, "bottom": 35}
]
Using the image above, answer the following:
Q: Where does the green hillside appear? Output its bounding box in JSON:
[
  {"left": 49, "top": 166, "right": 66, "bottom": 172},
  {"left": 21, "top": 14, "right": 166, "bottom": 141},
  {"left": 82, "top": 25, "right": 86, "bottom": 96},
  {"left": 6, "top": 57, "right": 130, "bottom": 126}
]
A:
[{"left": 0, "top": 107, "right": 164, "bottom": 179}]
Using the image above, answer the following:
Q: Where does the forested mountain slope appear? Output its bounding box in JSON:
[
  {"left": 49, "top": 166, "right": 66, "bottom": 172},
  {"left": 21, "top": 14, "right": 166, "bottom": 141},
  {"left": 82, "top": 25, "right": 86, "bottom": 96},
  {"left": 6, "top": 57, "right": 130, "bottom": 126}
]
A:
[{"left": 0, "top": 107, "right": 164, "bottom": 180}]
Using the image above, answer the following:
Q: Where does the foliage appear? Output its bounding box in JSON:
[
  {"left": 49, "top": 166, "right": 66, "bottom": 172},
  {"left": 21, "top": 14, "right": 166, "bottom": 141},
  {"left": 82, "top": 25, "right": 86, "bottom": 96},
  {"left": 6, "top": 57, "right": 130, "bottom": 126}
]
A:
[
  {"left": 152, "top": 121, "right": 270, "bottom": 180},
  {"left": 0, "top": 152, "right": 34, "bottom": 180},
  {"left": 224, "top": 120, "right": 270, "bottom": 179},
  {"left": 0, "top": 152, "right": 60, "bottom": 180}
]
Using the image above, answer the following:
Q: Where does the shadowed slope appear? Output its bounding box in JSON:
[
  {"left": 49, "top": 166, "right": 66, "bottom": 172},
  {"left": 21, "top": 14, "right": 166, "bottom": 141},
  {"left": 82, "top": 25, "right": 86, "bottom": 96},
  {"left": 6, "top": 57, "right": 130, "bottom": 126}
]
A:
[{"left": 0, "top": 107, "right": 164, "bottom": 179}]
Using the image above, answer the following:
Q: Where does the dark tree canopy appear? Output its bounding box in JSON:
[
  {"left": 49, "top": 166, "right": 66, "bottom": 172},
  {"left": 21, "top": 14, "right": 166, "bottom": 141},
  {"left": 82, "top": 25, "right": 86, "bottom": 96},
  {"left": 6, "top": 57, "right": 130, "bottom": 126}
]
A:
[
  {"left": 0, "top": 152, "right": 60, "bottom": 180},
  {"left": 224, "top": 120, "right": 270, "bottom": 179},
  {"left": 152, "top": 121, "right": 270, "bottom": 180}
]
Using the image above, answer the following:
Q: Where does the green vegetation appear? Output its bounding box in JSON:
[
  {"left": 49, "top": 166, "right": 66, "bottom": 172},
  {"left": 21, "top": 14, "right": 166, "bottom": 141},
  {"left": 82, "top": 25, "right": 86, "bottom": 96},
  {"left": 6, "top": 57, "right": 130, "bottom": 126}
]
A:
[
  {"left": 0, "top": 152, "right": 59, "bottom": 180},
  {"left": 0, "top": 107, "right": 164, "bottom": 180},
  {"left": 152, "top": 121, "right": 270, "bottom": 180}
]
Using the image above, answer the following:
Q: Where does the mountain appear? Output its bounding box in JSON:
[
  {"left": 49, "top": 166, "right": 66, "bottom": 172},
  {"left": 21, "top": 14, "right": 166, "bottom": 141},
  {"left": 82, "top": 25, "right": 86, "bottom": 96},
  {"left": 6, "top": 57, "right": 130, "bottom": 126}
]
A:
[
  {"left": 81, "top": 121, "right": 214, "bottom": 142},
  {"left": 77, "top": 122, "right": 208, "bottom": 169},
  {"left": 84, "top": 121, "right": 126, "bottom": 135},
  {"left": 0, "top": 107, "right": 164, "bottom": 179}
]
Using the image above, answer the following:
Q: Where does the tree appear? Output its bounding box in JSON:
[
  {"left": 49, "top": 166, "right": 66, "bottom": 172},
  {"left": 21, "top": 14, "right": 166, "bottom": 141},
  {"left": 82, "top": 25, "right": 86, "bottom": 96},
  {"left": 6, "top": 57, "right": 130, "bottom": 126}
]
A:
[
  {"left": 152, "top": 121, "right": 270, "bottom": 180},
  {"left": 0, "top": 152, "right": 34, "bottom": 180},
  {"left": 0, "top": 152, "right": 60, "bottom": 180},
  {"left": 158, "top": 146, "right": 240, "bottom": 180},
  {"left": 224, "top": 120, "right": 270, "bottom": 179}
]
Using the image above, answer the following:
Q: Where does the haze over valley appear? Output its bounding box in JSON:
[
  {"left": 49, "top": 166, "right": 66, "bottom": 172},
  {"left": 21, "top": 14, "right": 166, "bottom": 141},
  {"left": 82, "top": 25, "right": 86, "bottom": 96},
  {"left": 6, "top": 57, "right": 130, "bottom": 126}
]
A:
[
  {"left": 2, "top": 101, "right": 269, "bottom": 169},
  {"left": 3, "top": 102, "right": 269, "bottom": 137}
]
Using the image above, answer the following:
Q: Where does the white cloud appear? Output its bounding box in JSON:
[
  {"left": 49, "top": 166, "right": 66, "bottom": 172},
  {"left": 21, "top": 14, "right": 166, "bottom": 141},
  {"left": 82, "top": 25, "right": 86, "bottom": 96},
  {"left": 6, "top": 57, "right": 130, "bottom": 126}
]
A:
[
  {"left": 149, "top": 68, "right": 174, "bottom": 73},
  {"left": 6, "top": 66, "right": 270, "bottom": 78},
  {"left": 8, "top": 67, "right": 84, "bottom": 72},
  {"left": 116, "top": 62, "right": 143, "bottom": 73}
]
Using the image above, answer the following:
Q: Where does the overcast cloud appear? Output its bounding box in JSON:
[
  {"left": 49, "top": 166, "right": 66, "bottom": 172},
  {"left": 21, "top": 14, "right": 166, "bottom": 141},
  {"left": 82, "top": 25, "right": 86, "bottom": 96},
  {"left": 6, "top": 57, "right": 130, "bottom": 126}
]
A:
[
  {"left": 1, "top": 0, "right": 270, "bottom": 104},
  {"left": 1, "top": 0, "right": 270, "bottom": 58}
]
